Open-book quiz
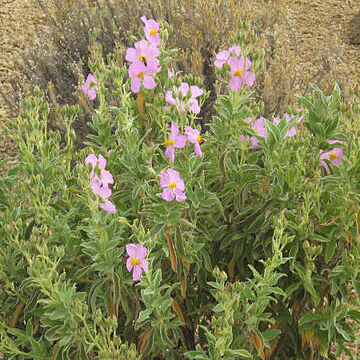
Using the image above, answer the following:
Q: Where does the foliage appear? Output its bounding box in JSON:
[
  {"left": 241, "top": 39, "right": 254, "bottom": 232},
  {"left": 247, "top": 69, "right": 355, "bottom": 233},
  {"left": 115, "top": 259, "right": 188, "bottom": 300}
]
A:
[{"left": 1, "top": 15, "right": 360, "bottom": 360}]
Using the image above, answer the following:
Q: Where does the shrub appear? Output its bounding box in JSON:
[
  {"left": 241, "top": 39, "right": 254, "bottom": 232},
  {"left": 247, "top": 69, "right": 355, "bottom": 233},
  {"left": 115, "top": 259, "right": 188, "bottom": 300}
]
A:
[{"left": 1, "top": 16, "right": 360, "bottom": 360}]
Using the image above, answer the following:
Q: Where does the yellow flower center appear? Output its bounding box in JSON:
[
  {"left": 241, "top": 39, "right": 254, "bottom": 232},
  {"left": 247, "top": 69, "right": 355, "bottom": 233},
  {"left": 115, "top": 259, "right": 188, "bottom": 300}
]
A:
[
  {"left": 131, "top": 257, "right": 140, "bottom": 266},
  {"left": 166, "top": 139, "right": 175, "bottom": 146},
  {"left": 149, "top": 28, "right": 157, "bottom": 36},
  {"left": 234, "top": 69, "right": 243, "bottom": 77},
  {"left": 330, "top": 152, "right": 338, "bottom": 160},
  {"left": 196, "top": 135, "right": 202, "bottom": 143},
  {"left": 254, "top": 129, "right": 259, "bottom": 133},
  {"left": 89, "top": 80, "right": 96, "bottom": 89},
  {"left": 139, "top": 54, "right": 147, "bottom": 63},
  {"left": 169, "top": 182, "right": 177, "bottom": 189},
  {"left": 137, "top": 72, "right": 144, "bottom": 79}
]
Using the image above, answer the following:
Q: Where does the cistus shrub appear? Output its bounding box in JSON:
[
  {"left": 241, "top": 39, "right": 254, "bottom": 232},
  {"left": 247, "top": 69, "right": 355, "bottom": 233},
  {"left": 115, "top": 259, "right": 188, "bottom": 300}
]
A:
[{"left": 1, "top": 16, "right": 360, "bottom": 360}]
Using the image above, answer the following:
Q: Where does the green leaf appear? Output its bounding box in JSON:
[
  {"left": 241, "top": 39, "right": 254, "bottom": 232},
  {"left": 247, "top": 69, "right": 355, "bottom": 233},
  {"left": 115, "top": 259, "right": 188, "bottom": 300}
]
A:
[
  {"left": 223, "top": 349, "right": 252, "bottom": 358},
  {"left": 325, "top": 239, "right": 336, "bottom": 264}
]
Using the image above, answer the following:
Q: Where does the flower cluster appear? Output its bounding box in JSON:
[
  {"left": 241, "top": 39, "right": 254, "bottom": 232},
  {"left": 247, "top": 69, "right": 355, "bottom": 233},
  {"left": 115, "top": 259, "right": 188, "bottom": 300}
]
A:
[
  {"left": 215, "top": 45, "right": 255, "bottom": 91},
  {"left": 320, "top": 140, "right": 344, "bottom": 173},
  {"left": 165, "top": 122, "right": 203, "bottom": 163},
  {"left": 165, "top": 82, "right": 203, "bottom": 114},
  {"left": 240, "top": 117, "right": 268, "bottom": 150},
  {"left": 85, "top": 154, "right": 116, "bottom": 213},
  {"left": 82, "top": 73, "right": 98, "bottom": 100},
  {"left": 125, "top": 17, "right": 161, "bottom": 93},
  {"left": 161, "top": 123, "right": 203, "bottom": 202}
]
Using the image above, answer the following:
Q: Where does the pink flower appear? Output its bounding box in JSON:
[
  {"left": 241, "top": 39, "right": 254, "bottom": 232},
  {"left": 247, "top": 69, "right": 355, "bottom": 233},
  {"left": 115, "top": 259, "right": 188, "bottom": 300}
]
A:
[
  {"left": 165, "top": 122, "right": 187, "bottom": 162},
  {"left": 160, "top": 168, "right": 186, "bottom": 202},
  {"left": 165, "top": 82, "right": 203, "bottom": 114},
  {"left": 126, "top": 244, "right": 149, "bottom": 281},
  {"left": 285, "top": 127, "right": 296, "bottom": 138},
  {"left": 82, "top": 74, "right": 98, "bottom": 101},
  {"left": 320, "top": 147, "right": 343, "bottom": 173},
  {"left": 125, "top": 39, "right": 160, "bottom": 69},
  {"left": 85, "top": 154, "right": 116, "bottom": 213},
  {"left": 85, "top": 153, "right": 106, "bottom": 179},
  {"left": 141, "top": 16, "right": 161, "bottom": 47},
  {"left": 240, "top": 118, "right": 267, "bottom": 150},
  {"left": 214, "top": 45, "right": 241, "bottom": 69},
  {"left": 128, "top": 61, "right": 157, "bottom": 93},
  {"left": 185, "top": 126, "right": 203, "bottom": 158},
  {"left": 229, "top": 56, "right": 255, "bottom": 91}
]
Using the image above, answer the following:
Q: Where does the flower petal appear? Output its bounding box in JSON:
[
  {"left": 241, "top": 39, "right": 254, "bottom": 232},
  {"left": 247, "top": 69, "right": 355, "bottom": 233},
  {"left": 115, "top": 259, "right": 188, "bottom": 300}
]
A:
[
  {"left": 162, "top": 188, "right": 175, "bottom": 202},
  {"left": 132, "top": 265, "right": 143, "bottom": 281},
  {"left": 126, "top": 244, "right": 139, "bottom": 258}
]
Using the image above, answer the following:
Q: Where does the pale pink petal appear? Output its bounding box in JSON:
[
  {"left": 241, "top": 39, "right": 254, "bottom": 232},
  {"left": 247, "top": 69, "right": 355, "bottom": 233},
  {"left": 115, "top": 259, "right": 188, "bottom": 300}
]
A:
[
  {"left": 134, "top": 245, "right": 147, "bottom": 259},
  {"left": 176, "top": 177, "right": 185, "bottom": 191},
  {"left": 171, "top": 122, "right": 179, "bottom": 136},
  {"left": 98, "top": 155, "right": 106, "bottom": 169},
  {"left": 126, "top": 244, "right": 139, "bottom": 258},
  {"left": 130, "top": 77, "right": 141, "bottom": 93},
  {"left": 321, "top": 160, "right": 330, "bottom": 174},
  {"left": 85, "top": 154, "right": 97, "bottom": 167},
  {"left": 179, "top": 82, "right": 189, "bottom": 97},
  {"left": 162, "top": 188, "right": 175, "bottom": 202},
  {"left": 140, "top": 259, "right": 149, "bottom": 273},
  {"left": 165, "top": 91, "right": 176, "bottom": 105},
  {"left": 229, "top": 76, "right": 241, "bottom": 92},
  {"left": 194, "top": 142, "right": 203, "bottom": 158},
  {"left": 160, "top": 171, "right": 170, "bottom": 187},
  {"left": 174, "top": 189, "right": 187, "bottom": 202},
  {"left": 190, "top": 86, "right": 203, "bottom": 98},
  {"left": 142, "top": 75, "right": 156, "bottom": 90},
  {"left": 125, "top": 48, "right": 137, "bottom": 62},
  {"left": 126, "top": 257, "right": 133, "bottom": 272},
  {"left": 132, "top": 266, "right": 143, "bottom": 281},
  {"left": 87, "top": 88, "right": 97, "bottom": 101},
  {"left": 101, "top": 170, "right": 114, "bottom": 185},
  {"left": 174, "top": 135, "right": 187, "bottom": 148},
  {"left": 165, "top": 146, "right": 175, "bottom": 162},
  {"left": 100, "top": 200, "right": 116, "bottom": 213},
  {"left": 243, "top": 71, "right": 255, "bottom": 86},
  {"left": 189, "top": 99, "right": 201, "bottom": 114}
]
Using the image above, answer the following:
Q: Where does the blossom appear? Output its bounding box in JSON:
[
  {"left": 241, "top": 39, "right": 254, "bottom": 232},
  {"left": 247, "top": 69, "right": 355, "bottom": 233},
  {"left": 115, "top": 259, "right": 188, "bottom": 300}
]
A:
[
  {"left": 126, "top": 244, "right": 149, "bottom": 281},
  {"left": 141, "top": 16, "right": 161, "bottom": 47},
  {"left": 85, "top": 154, "right": 116, "bottom": 213},
  {"left": 320, "top": 147, "right": 343, "bottom": 173},
  {"left": 125, "top": 39, "right": 160, "bottom": 69},
  {"left": 229, "top": 56, "right": 255, "bottom": 91},
  {"left": 214, "top": 45, "right": 241, "bottom": 69},
  {"left": 160, "top": 168, "right": 186, "bottom": 202},
  {"left": 128, "top": 61, "right": 157, "bottom": 93},
  {"left": 165, "top": 122, "right": 187, "bottom": 162},
  {"left": 285, "top": 126, "right": 296, "bottom": 138},
  {"left": 185, "top": 126, "right": 203, "bottom": 157},
  {"left": 165, "top": 82, "right": 203, "bottom": 114},
  {"left": 240, "top": 118, "right": 267, "bottom": 150},
  {"left": 82, "top": 74, "right": 98, "bottom": 101}
]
